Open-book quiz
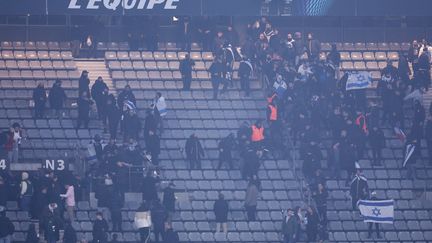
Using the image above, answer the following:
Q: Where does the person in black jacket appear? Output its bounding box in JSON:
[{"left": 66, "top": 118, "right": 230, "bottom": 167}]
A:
[
  {"left": 179, "top": 54, "right": 195, "bottom": 90},
  {"left": 142, "top": 171, "right": 160, "bottom": 203},
  {"left": 122, "top": 110, "right": 141, "bottom": 141},
  {"left": 0, "top": 177, "right": 7, "bottom": 208},
  {"left": 93, "top": 212, "right": 109, "bottom": 243},
  {"left": 218, "top": 133, "right": 235, "bottom": 169},
  {"left": 368, "top": 126, "right": 385, "bottom": 166},
  {"left": 79, "top": 70, "right": 90, "bottom": 97},
  {"left": 77, "top": 91, "right": 93, "bottom": 129},
  {"left": 151, "top": 200, "right": 168, "bottom": 243},
  {"left": 49, "top": 80, "right": 67, "bottom": 119},
  {"left": 25, "top": 223, "right": 39, "bottom": 243},
  {"left": 163, "top": 182, "right": 176, "bottom": 224},
  {"left": 312, "top": 183, "right": 328, "bottom": 225},
  {"left": 213, "top": 193, "right": 229, "bottom": 233},
  {"left": 40, "top": 202, "right": 63, "bottom": 243},
  {"left": 91, "top": 77, "right": 109, "bottom": 121},
  {"left": 185, "top": 134, "right": 205, "bottom": 169},
  {"left": 425, "top": 115, "right": 432, "bottom": 166},
  {"left": 106, "top": 95, "right": 121, "bottom": 139},
  {"left": 147, "top": 130, "right": 161, "bottom": 165},
  {"left": 178, "top": 16, "right": 192, "bottom": 51},
  {"left": 209, "top": 58, "right": 225, "bottom": 99},
  {"left": 350, "top": 170, "right": 369, "bottom": 210},
  {"left": 0, "top": 207, "right": 15, "bottom": 243},
  {"left": 238, "top": 57, "right": 253, "bottom": 96},
  {"left": 109, "top": 189, "right": 124, "bottom": 232},
  {"left": 305, "top": 206, "right": 319, "bottom": 242},
  {"left": 306, "top": 33, "right": 321, "bottom": 61},
  {"left": 63, "top": 220, "right": 77, "bottom": 243},
  {"left": 117, "top": 85, "right": 136, "bottom": 112},
  {"left": 33, "top": 83, "right": 47, "bottom": 119}
]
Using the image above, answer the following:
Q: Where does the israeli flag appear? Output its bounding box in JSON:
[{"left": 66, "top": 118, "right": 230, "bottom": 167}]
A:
[
  {"left": 346, "top": 71, "right": 372, "bottom": 91},
  {"left": 358, "top": 199, "right": 394, "bottom": 224}
]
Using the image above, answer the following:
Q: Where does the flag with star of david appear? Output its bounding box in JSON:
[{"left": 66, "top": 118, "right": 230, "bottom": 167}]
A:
[
  {"left": 358, "top": 199, "right": 394, "bottom": 224},
  {"left": 346, "top": 71, "right": 372, "bottom": 91}
]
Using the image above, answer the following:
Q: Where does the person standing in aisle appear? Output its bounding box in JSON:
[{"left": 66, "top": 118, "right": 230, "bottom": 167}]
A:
[{"left": 180, "top": 54, "right": 195, "bottom": 90}]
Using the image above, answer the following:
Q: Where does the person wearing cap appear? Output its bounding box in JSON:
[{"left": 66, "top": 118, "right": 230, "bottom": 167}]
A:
[
  {"left": 19, "top": 172, "right": 33, "bottom": 212},
  {"left": 32, "top": 82, "right": 47, "bottom": 119},
  {"left": 0, "top": 206, "right": 15, "bottom": 243},
  {"left": 213, "top": 193, "right": 229, "bottom": 233},
  {"left": 350, "top": 169, "right": 369, "bottom": 210},
  {"left": 60, "top": 183, "right": 76, "bottom": 222}
]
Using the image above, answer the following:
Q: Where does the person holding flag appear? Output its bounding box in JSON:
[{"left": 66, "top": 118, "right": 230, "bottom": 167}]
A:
[
  {"left": 273, "top": 74, "right": 287, "bottom": 98},
  {"left": 366, "top": 191, "right": 381, "bottom": 239},
  {"left": 350, "top": 169, "right": 369, "bottom": 210}
]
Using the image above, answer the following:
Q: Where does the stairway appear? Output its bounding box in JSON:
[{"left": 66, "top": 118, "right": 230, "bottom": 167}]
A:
[{"left": 75, "top": 59, "right": 116, "bottom": 95}]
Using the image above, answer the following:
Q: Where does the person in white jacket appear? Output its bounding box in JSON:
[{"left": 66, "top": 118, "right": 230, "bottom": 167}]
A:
[
  {"left": 60, "top": 183, "right": 75, "bottom": 222},
  {"left": 134, "top": 202, "right": 152, "bottom": 243},
  {"left": 152, "top": 92, "right": 167, "bottom": 135}
]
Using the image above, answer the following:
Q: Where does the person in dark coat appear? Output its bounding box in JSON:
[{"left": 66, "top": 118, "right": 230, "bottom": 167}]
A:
[
  {"left": 281, "top": 208, "right": 299, "bottom": 243},
  {"left": 0, "top": 207, "right": 15, "bottom": 243},
  {"left": 31, "top": 186, "right": 49, "bottom": 220},
  {"left": 93, "top": 212, "right": 109, "bottom": 243},
  {"left": 218, "top": 133, "right": 235, "bottom": 169},
  {"left": 213, "top": 193, "right": 229, "bottom": 233},
  {"left": 312, "top": 183, "right": 328, "bottom": 225},
  {"left": 91, "top": 77, "right": 109, "bottom": 121},
  {"left": 151, "top": 200, "right": 168, "bottom": 243},
  {"left": 0, "top": 177, "right": 7, "bottom": 207},
  {"left": 32, "top": 83, "right": 47, "bottom": 118},
  {"left": 63, "top": 220, "right": 77, "bottom": 243},
  {"left": 197, "top": 16, "right": 215, "bottom": 51},
  {"left": 185, "top": 134, "right": 205, "bottom": 169},
  {"left": 350, "top": 170, "right": 369, "bottom": 210},
  {"left": 141, "top": 171, "right": 160, "bottom": 203},
  {"left": 25, "top": 223, "right": 39, "bottom": 243},
  {"left": 40, "top": 202, "right": 63, "bottom": 243},
  {"left": 79, "top": 70, "right": 90, "bottom": 97},
  {"left": 109, "top": 189, "right": 123, "bottom": 232},
  {"left": 48, "top": 80, "right": 67, "bottom": 118},
  {"left": 163, "top": 182, "right": 176, "bottom": 223},
  {"left": 306, "top": 33, "right": 321, "bottom": 61},
  {"left": 117, "top": 85, "right": 136, "bottom": 112},
  {"left": 77, "top": 91, "right": 93, "bottom": 129},
  {"left": 305, "top": 206, "right": 319, "bottom": 242},
  {"left": 144, "top": 110, "right": 158, "bottom": 146},
  {"left": 162, "top": 225, "right": 179, "bottom": 243},
  {"left": 301, "top": 141, "right": 322, "bottom": 180},
  {"left": 122, "top": 110, "right": 141, "bottom": 141},
  {"left": 178, "top": 16, "right": 192, "bottom": 51},
  {"left": 179, "top": 54, "right": 195, "bottom": 90},
  {"left": 209, "top": 58, "right": 225, "bottom": 99},
  {"left": 242, "top": 149, "right": 263, "bottom": 179},
  {"left": 425, "top": 115, "right": 432, "bottom": 166},
  {"left": 238, "top": 57, "right": 253, "bottom": 96},
  {"left": 368, "top": 126, "right": 385, "bottom": 166},
  {"left": 106, "top": 95, "right": 121, "bottom": 139},
  {"left": 147, "top": 130, "right": 160, "bottom": 165}
]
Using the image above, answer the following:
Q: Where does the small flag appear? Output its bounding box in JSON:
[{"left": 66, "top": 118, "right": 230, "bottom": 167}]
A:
[
  {"left": 124, "top": 100, "right": 136, "bottom": 111},
  {"left": 346, "top": 71, "right": 372, "bottom": 91},
  {"left": 358, "top": 199, "right": 394, "bottom": 224},
  {"left": 403, "top": 144, "right": 415, "bottom": 167}
]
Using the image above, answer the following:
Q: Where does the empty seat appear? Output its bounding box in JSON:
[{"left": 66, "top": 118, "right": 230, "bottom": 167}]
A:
[
  {"left": 165, "top": 52, "right": 178, "bottom": 60},
  {"left": 350, "top": 52, "right": 363, "bottom": 61},
  {"left": 366, "top": 42, "right": 378, "bottom": 50},
  {"left": 340, "top": 52, "right": 351, "bottom": 61},
  {"left": 105, "top": 51, "right": 117, "bottom": 60},
  {"left": 141, "top": 51, "right": 153, "bottom": 60},
  {"left": 129, "top": 51, "right": 141, "bottom": 60},
  {"left": 341, "top": 62, "right": 354, "bottom": 70},
  {"left": 36, "top": 41, "right": 48, "bottom": 50},
  {"left": 342, "top": 42, "right": 355, "bottom": 51},
  {"left": 190, "top": 52, "right": 202, "bottom": 60},
  {"left": 153, "top": 52, "right": 166, "bottom": 60},
  {"left": 117, "top": 51, "right": 129, "bottom": 60},
  {"left": 14, "top": 51, "right": 26, "bottom": 59},
  {"left": 49, "top": 51, "right": 62, "bottom": 60},
  {"left": 378, "top": 42, "right": 390, "bottom": 50},
  {"left": 375, "top": 52, "right": 387, "bottom": 60},
  {"left": 366, "top": 62, "right": 379, "bottom": 70},
  {"left": 37, "top": 51, "right": 49, "bottom": 59},
  {"left": 363, "top": 52, "right": 375, "bottom": 61}
]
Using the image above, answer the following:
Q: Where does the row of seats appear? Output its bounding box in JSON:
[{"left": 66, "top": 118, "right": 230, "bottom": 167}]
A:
[
  {"left": 322, "top": 42, "right": 410, "bottom": 51},
  {"left": 340, "top": 61, "right": 397, "bottom": 71},
  {"left": 0, "top": 79, "right": 78, "bottom": 89},
  {"left": 0, "top": 50, "right": 73, "bottom": 60},
  {"left": 1, "top": 41, "right": 71, "bottom": 50},
  {"left": 108, "top": 60, "right": 217, "bottom": 71},
  {"left": 111, "top": 70, "right": 210, "bottom": 81},
  {"left": 0, "top": 60, "right": 76, "bottom": 70},
  {"left": 105, "top": 51, "right": 214, "bottom": 61},
  {"left": 0, "top": 70, "right": 80, "bottom": 79},
  {"left": 339, "top": 51, "right": 399, "bottom": 61}
]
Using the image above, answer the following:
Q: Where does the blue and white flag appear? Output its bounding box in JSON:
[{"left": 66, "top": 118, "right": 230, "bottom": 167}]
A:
[
  {"left": 124, "top": 100, "right": 136, "bottom": 111},
  {"left": 358, "top": 199, "right": 394, "bottom": 224},
  {"left": 346, "top": 71, "right": 372, "bottom": 91}
]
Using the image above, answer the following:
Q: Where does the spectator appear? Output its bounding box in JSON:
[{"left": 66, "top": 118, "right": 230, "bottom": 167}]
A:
[
  {"left": 0, "top": 206, "right": 14, "bottom": 243},
  {"left": 91, "top": 76, "right": 109, "bottom": 121},
  {"left": 19, "top": 172, "right": 33, "bottom": 212},
  {"left": 40, "top": 202, "right": 62, "bottom": 243},
  {"left": 327, "top": 43, "right": 341, "bottom": 79},
  {"left": 152, "top": 92, "right": 167, "bottom": 134},
  {"left": 163, "top": 182, "right": 176, "bottom": 224},
  {"left": 31, "top": 186, "right": 49, "bottom": 220},
  {"left": 282, "top": 208, "right": 298, "bottom": 243},
  {"left": 185, "top": 134, "right": 205, "bottom": 170},
  {"left": 305, "top": 206, "right": 319, "bottom": 242},
  {"left": 197, "top": 16, "right": 215, "bottom": 51},
  {"left": 425, "top": 115, "right": 432, "bottom": 166},
  {"left": 293, "top": 32, "right": 305, "bottom": 65},
  {"left": 312, "top": 183, "right": 328, "bottom": 225},
  {"left": 93, "top": 212, "right": 109, "bottom": 243},
  {"left": 218, "top": 133, "right": 235, "bottom": 169},
  {"left": 242, "top": 148, "right": 263, "bottom": 179},
  {"left": 244, "top": 179, "right": 259, "bottom": 221},
  {"left": 179, "top": 54, "right": 195, "bottom": 90},
  {"left": 350, "top": 169, "right": 369, "bottom": 210},
  {"left": 0, "top": 177, "right": 6, "bottom": 207},
  {"left": 76, "top": 91, "right": 93, "bottom": 129},
  {"left": 225, "top": 25, "right": 239, "bottom": 47},
  {"left": 367, "top": 191, "right": 381, "bottom": 239},
  {"left": 178, "top": 16, "right": 192, "bottom": 51},
  {"left": 48, "top": 80, "right": 67, "bottom": 119},
  {"left": 78, "top": 70, "right": 90, "bottom": 97},
  {"left": 25, "top": 223, "right": 39, "bottom": 243},
  {"left": 122, "top": 110, "right": 141, "bottom": 141},
  {"left": 60, "top": 183, "right": 75, "bottom": 222},
  {"left": 162, "top": 224, "right": 179, "bottom": 243},
  {"left": 134, "top": 202, "right": 152, "bottom": 243},
  {"left": 117, "top": 85, "right": 136, "bottom": 111},
  {"left": 109, "top": 189, "right": 123, "bottom": 232},
  {"left": 144, "top": 110, "right": 158, "bottom": 146},
  {"left": 147, "top": 130, "right": 160, "bottom": 165},
  {"left": 6, "top": 123, "right": 24, "bottom": 163},
  {"left": 250, "top": 120, "right": 265, "bottom": 148},
  {"left": 106, "top": 95, "right": 121, "bottom": 139},
  {"left": 63, "top": 220, "right": 77, "bottom": 243},
  {"left": 213, "top": 31, "right": 226, "bottom": 53},
  {"left": 32, "top": 83, "right": 47, "bottom": 119},
  {"left": 142, "top": 171, "right": 160, "bottom": 203},
  {"left": 82, "top": 35, "right": 97, "bottom": 58},
  {"left": 238, "top": 57, "right": 253, "bottom": 96},
  {"left": 213, "top": 193, "right": 229, "bottom": 233},
  {"left": 368, "top": 126, "right": 385, "bottom": 166},
  {"left": 306, "top": 33, "right": 321, "bottom": 61},
  {"left": 209, "top": 57, "right": 225, "bottom": 99},
  {"left": 151, "top": 200, "right": 168, "bottom": 243}
]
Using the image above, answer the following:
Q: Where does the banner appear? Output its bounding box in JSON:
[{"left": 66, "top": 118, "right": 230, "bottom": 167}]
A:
[
  {"left": 403, "top": 143, "right": 415, "bottom": 167},
  {"left": 358, "top": 199, "right": 394, "bottom": 224},
  {"left": 346, "top": 71, "right": 372, "bottom": 91}
]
